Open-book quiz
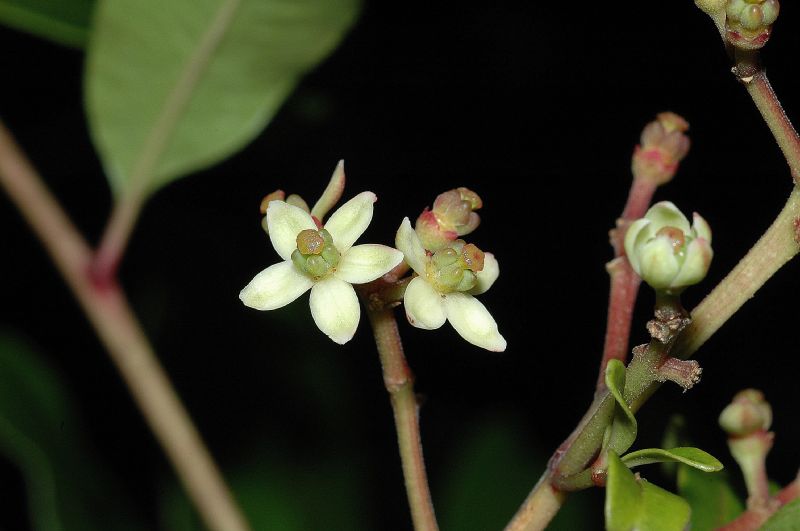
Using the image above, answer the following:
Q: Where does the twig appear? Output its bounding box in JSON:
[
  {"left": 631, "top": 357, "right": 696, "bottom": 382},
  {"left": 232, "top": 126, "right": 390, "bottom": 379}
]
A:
[
  {"left": 0, "top": 120, "right": 250, "bottom": 531},
  {"left": 596, "top": 178, "right": 656, "bottom": 392},
  {"left": 734, "top": 50, "right": 800, "bottom": 182}
]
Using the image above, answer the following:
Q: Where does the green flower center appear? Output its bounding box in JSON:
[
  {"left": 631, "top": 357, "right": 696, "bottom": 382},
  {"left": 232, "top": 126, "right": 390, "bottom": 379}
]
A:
[
  {"left": 291, "top": 229, "right": 341, "bottom": 280},
  {"left": 425, "top": 241, "right": 485, "bottom": 293}
]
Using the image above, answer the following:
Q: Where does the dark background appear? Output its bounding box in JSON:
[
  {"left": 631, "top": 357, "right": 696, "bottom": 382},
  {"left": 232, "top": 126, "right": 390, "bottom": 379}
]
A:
[{"left": 1, "top": 2, "right": 799, "bottom": 529}]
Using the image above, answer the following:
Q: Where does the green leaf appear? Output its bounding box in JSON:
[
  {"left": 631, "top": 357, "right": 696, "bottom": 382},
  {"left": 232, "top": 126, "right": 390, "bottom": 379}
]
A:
[
  {"left": 0, "top": 332, "right": 142, "bottom": 531},
  {"left": 606, "top": 451, "right": 691, "bottom": 531},
  {"left": 85, "top": 0, "right": 360, "bottom": 198},
  {"left": 0, "top": 0, "right": 94, "bottom": 47},
  {"left": 762, "top": 499, "right": 800, "bottom": 530},
  {"left": 677, "top": 465, "right": 744, "bottom": 530},
  {"left": 605, "top": 359, "right": 637, "bottom": 454},
  {"left": 621, "top": 447, "right": 723, "bottom": 472}
]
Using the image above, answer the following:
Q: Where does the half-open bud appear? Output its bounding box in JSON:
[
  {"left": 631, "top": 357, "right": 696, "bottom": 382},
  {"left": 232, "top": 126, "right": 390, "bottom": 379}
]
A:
[{"left": 624, "top": 202, "right": 713, "bottom": 293}]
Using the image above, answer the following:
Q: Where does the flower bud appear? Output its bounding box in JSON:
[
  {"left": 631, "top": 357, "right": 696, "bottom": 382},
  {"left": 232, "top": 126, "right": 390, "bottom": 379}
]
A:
[
  {"left": 726, "top": 0, "right": 779, "bottom": 50},
  {"left": 632, "top": 113, "right": 690, "bottom": 185},
  {"left": 415, "top": 187, "right": 482, "bottom": 251},
  {"left": 624, "top": 202, "right": 713, "bottom": 293},
  {"left": 719, "top": 388, "right": 772, "bottom": 437}
]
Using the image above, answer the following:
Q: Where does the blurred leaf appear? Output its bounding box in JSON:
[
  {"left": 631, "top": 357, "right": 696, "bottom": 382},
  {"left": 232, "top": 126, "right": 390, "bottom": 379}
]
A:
[
  {"left": 0, "top": 0, "right": 93, "bottom": 48},
  {"left": 85, "top": 0, "right": 360, "bottom": 198},
  {"left": 606, "top": 451, "right": 691, "bottom": 531},
  {"left": 0, "top": 332, "right": 141, "bottom": 531},
  {"left": 677, "top": 465, "right": 743, "bottom": 530},
  {"left": 621, "top": 447, "right": 723, "bottom": 472},
  {"left": 659, "top": 415, "right": 687, "bottom": 480},
  {"left": 161, "top": 448, "right": 363, "bottom": 530},
  {"left": 605, "top": 360, "right": 637, "bottom": 455},
  {"left": 438, "top": 414, "right": 592, "bottom": 531},
  {"left": 762, "top": 499, "right": 800, "bottom": 530}
]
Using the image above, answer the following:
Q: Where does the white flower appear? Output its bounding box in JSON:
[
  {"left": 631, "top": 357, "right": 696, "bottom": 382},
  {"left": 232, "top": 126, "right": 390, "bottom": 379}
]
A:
[
  {"left": 624, "top": 201, "right": 713, "bottom": 293},
  {"left": 240, "top": 192, "right": 404, "bottom": 344},
  {"left": 395, "top": 218, "right": 506, "bottom": 351}
]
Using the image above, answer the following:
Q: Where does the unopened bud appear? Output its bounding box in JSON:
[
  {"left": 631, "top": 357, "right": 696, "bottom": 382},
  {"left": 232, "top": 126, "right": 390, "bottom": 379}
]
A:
[
  {"left": 726, "top": 0, "right": 779, "bottom": 50},
  {"left": 632, "top": 113, "right": 690, "bottom": 185},
  {"left": 415, "top": 188, "right": 483, "bottom": 251},
  {"left": 719, "top": 388, "right": 772, "bottom": 436}
]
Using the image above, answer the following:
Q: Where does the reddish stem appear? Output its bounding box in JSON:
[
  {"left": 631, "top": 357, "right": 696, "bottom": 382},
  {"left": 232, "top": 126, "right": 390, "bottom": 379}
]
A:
[
  {"left": 718, "top": 478, "right": 800, "bottom": 531},
  {"left": 596, "top": 178, "right": 656, "bottom": 391}
]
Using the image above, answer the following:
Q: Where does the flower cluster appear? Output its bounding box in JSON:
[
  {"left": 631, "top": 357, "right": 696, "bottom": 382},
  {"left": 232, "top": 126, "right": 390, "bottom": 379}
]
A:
[{"left": 239, "top": 165, "right": 505, "bottom": 351}]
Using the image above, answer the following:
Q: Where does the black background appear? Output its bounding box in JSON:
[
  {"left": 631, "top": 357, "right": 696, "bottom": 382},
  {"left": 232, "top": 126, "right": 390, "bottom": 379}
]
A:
[{"left": 1, "top": 2, "right": 799, "bottom": 529}]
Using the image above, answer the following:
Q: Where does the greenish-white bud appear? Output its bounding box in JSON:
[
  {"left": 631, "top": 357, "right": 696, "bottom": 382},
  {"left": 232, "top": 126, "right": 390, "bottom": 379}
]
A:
[
  {"left": 624, "top": 202, "right": 713, "bottom": 293},
  {"left": 719, "top": 389, "right": 772, "bottom": 436}
]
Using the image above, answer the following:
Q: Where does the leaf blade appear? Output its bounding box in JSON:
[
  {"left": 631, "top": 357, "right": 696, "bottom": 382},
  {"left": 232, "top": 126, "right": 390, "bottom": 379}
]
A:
[
  {"left": 605, "top": 359, "right": 638, "bottom": 454},
  {"left": 621, "top": 447, "right": 724, "bottom": 472},
  {"left": 86, "top": 0, "right": 360, "bottom": 197},
  {"left": 0, "top": 0, "right": 93, "bottom": 48}
]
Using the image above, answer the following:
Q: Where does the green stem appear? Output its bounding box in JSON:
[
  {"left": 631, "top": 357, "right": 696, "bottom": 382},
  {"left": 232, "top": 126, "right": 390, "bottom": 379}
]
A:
[
  {"left": 365, "top": 304, "right": 438, "bottom": 531},
  {"left": 0, "top": 120, "right": 250, "bottom": 531}
]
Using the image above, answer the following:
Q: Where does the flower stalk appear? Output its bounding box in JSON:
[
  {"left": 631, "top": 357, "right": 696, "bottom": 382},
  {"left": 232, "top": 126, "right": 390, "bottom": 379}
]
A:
[{"left": 361, "top": 281, "right": 439, "bottom": 531}]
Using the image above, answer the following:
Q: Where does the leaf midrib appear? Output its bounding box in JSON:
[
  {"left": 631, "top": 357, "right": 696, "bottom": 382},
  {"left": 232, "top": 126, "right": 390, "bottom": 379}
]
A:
[{"left": 128, "top": 0, "right": 242, "bottom": 194}]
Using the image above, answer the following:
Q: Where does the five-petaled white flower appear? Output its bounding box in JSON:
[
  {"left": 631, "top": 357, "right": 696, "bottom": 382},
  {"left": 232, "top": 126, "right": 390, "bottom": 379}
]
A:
[
  {"left": 395, "top": 218, "right": 506, "bottom": 351},
  {"left": 240, "top": 192, "right": 404, "bottom": 344}
]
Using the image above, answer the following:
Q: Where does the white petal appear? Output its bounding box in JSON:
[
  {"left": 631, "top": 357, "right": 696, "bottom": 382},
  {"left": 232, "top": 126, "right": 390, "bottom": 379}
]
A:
[
  {"left": 671, "top": 238, "right": 713, "bottom": 289},
  {"left": 692, "top": 212, "right": 712, "bottom": 243},
  {"left": 645, "top": 201, "right": 691, "bottom": 233},
  {"left": 309, "top": 277, "right": 360, "bottom": 344},
  {"left": 469, "top": 252, "right": 499, "bottom": 295},
  {"left": 311, "top": 160, "right": 346, "bottom": 220},
  {"left": 638, "top": 237, "right": 681, "bottom": 290},
  {"left": 266, "top": 201, "right": 317, "bottom": 261},
  {"left": 324, "top": 191, "right": 376, "bottom": 252},
  {"left": 623, "top": 218, "right": 651, "bottom": 274},
  {"left": 444, "top": 292, "right": 506, "bottom": 351},
  {"left": 403, "top": 277, "right": 446, "bottom": 330},
  {"left": 395, "top": 217, "right": 428, "bottom": 275},
  {"left": 335, "top": 244, "right": 404, "bottom": 284},
  {"left": 239, "top": 261, "right": 313, "bottom": 310}
]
